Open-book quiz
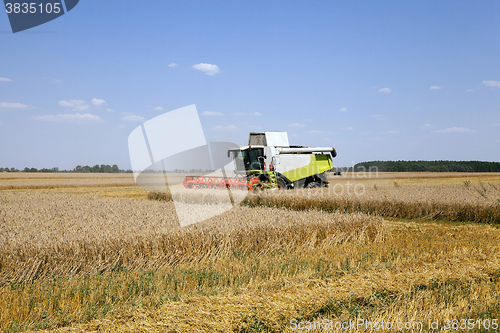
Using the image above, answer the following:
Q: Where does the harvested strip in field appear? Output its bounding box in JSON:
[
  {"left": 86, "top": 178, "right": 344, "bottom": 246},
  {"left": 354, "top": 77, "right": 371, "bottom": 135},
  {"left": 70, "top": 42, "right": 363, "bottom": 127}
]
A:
[
  {"left": 0, "top": 183, "right": 138, "bottom": 191},
  {"left": 47, "top": 277, "right": 500, "bottom": 333},
  {"left": 0, "top": 173, "right": 164, "bottom": 191},
  {"left": 0, "top": 192, "right": 387, "bottom": 285}
]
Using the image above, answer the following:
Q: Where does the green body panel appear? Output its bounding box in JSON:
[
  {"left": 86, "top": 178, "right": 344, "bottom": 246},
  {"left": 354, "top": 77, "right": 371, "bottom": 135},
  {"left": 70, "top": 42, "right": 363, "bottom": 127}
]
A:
[{"left": 281, "top": 154, "right": 333, "bottom": 182}]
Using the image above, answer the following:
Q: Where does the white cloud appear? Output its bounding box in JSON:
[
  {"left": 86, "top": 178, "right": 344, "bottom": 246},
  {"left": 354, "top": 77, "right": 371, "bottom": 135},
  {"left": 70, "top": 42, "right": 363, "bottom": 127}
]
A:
[
  {"left": 0, "top": 77, "right": 12, "bottom": 82},
  {"left": 106, "top": 108, "right": 115, "bottom": 113},
  {"left": 430, "top": 86, "right": 442, "bottom": 90},
  {"left": 62, "top": 99, "right": 85, "bottom": 106},
  {"left": 58, "top": 100, "right": 74, "bottom": 107},
  {"left": 34, "top": 113, "right": 102, "bottom": 122},
  {"left": 168, "top": 63, "right": 178, "bottom": 68},
  {"left": 153, "top": 106, "right": 164, "bottom": 111},
  {"left": 421, "top": 124, "right": 433, "bottom": 129},
  {"left": 252, "top": 112, "right": 263, "bottom": 116},
  {"left": 309, "top": 130, "right": 335, "bottom": 136},
  {"left": 386, "top": 130, "right": 398, "bottom": 134},
  {"left": 59, "top": 99, "right": 91, "bottom": 111},
  {"left": 346, "top": 127, "right": 354, "bottom": 130},
  {"left": 338, "top": 107, "right": 348, "bottom": 112},
  {"left": 377, "top": 88, "right": 392, "bottom": 93},
  {"left": 92, "top": 98, "right": 106, "bottom": 106},
  {"left": 0, "top": 102, "right": 29, "bottom": 109},
  {"left": 122, "top": 115, "right": 145, "bottom": 122},
  {"left": 74, "top": 105, "right": 90, "bottom": 111},
  {"left": 466, "top": 89, "right": 475, "bottom": 93},
  {"left": 433, "top": 127, "right": 475, "bottom": 134},
  {"left": 482, "top": 80, "right": 500, "bottom": 88},
  {"left": 214, "top": 125, "right": 237, "bottom": 130},
  {"left": 289, "top": 123, "right": 306, "bottom": 128},
  {"left": 202, "top": 111, "right": 223, "bottom": 116},
  {"left": 192, "top": 63, "right": 220, "bottom": 75},
  {"left": 59, "top": 99, "right": 87, "bottom": 108},
  {"left": 371, "top": 114, "right": 384, "bottom": 118}
]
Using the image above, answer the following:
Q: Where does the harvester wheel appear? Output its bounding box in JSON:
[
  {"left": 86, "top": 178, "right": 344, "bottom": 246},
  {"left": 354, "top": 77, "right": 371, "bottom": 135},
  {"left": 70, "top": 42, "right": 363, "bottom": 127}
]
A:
[
  {"left": 277, "top": 178, "right": 288, "bottom": 190},
  {"left": 306, "top": 182, "right": 321, "bottom": 189}
]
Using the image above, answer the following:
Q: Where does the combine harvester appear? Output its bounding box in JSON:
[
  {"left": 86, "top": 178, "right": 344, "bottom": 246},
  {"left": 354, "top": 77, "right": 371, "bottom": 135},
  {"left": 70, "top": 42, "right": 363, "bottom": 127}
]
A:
[{"left": 183, "top": 131, "right": 337, "bottom": 190}]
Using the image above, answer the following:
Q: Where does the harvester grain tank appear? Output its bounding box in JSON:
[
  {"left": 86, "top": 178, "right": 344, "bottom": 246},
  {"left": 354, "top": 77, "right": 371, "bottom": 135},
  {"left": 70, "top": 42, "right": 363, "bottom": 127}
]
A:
[{"left": 183, "top": 131, "right": 336, "bottom": 190}]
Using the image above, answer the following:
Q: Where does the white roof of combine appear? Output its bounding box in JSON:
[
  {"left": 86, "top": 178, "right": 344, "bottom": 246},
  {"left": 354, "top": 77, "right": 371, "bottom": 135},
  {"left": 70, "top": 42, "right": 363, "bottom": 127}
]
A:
[
  {"left": 264, "top": 131, "right": 289, "bottom": 147},
  {"left": 228, "top": 146, "right": 334, "bottom": 154},
  {"left": 278, "top": 147, "right": 334, "bottom": 154},
  {"left": 228, "top": 145, "right": 264, "bottom": 151}
]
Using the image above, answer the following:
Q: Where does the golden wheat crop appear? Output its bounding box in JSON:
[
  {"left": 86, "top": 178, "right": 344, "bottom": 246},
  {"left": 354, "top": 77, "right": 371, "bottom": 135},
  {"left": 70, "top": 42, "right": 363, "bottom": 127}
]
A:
[
  {"left": 0, "top": 192, "right": 385, "bottom": 286},
  {"left": 2, "top": 174, "right": 500, "bottom": 332},
  {"left": 0, "top": 173, "right": 135, "bottom": 191},
  {"left": 11, "top": 221, "right": 500, "bottom": 333},
  {"left": 247, "top": 182, "right": 500, "bottom": 223},
  {"left": 327, "top": 171, "right": 500, "bottom": 184},
  {"left": 149, "top": 181, "right": 500, "bottom": 224}
]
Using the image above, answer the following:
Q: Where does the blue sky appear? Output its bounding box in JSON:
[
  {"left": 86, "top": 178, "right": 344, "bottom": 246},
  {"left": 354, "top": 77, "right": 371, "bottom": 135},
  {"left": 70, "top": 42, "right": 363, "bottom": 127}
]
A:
[{"left": 1, "top": 0, "right": 499, "bottom": 169}]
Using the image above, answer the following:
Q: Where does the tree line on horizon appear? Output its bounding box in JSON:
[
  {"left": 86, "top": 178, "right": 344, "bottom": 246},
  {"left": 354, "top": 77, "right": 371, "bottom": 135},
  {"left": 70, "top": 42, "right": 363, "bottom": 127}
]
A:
[
  {"left": 0, "top": 165, "right": 132, "bottom": 173},
  {"left": 3, "top": 160, "right": 500, "bottom": 174},
  {"left": 353, "top": 160, "right": 500, "bottom": 173}
]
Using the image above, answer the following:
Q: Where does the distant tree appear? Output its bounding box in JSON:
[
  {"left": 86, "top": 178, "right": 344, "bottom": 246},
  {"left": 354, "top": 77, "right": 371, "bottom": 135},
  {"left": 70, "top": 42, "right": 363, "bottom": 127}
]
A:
[
  {"left": 355, "top": 160, "right": 500, "bottom": 173},
  {"left": 64, "top": 164, "right": 129, "bottom": 173}
]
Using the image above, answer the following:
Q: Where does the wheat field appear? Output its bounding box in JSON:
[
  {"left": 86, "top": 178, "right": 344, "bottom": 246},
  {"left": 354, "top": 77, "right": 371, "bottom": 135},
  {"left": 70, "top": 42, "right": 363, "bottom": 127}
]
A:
[
  {"left": 0, "top": 173, "right": 135, "bottom": 191},
  {"left": 0, "top": 172, "right": 499, "bottom": 332},
  {"left": 149, "top": 179, "right": 500, "bottom": 224}
]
